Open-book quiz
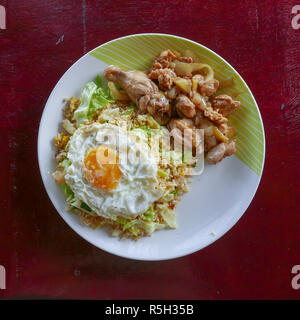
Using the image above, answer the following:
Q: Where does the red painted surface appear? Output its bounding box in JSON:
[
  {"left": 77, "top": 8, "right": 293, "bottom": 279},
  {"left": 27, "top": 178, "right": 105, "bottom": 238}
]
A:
[{"left": 0, "top": 0, "right": 299, "bottom": 299}]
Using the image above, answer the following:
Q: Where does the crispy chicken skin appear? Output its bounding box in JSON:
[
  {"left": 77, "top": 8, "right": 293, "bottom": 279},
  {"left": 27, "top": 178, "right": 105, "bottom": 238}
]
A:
[
  {"left": 175, "top": 94, "right": 196, "bottom": 118},
  {"left": 212, "top": 94, "right": 240, "bottom": 116},
  {"left": 152, "top": 49, "right": 177, "bottom": 69},
  {"left": 199, "top": 79, "right": 219, "bottom": 96},
  {"left": 104, "top": 65, "right": 171, "bottom": 124},
  {"left": 203, "top": 106, "right": 228, "bottom": 125},
  {"left": 168, "top": 118, "right": 194, "bottom": 131},
  {"left": 148, "top": 68, "right": 177, "bottom": 90},
  {"left": 206, "top": 141, "right": 236, "bottom": 164}
]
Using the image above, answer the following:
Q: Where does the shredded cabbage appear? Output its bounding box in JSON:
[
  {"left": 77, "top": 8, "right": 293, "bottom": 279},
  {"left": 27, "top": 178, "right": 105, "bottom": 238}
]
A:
[
  {"left": 123, "top": 108, "right": 134, "bottom": 115},
  {"left": 182, "top": 150, "right": 193, "bottom": 164},
  {"left": 96, "top": 74, "right": 102, "bottom": 87},
  {"left": 61, "top": 183, "right": 93, "bottom": 213},
  {"left": 116, "top": 217, "right": 127, "bottom": 225},
  {"left": 161, "top": 150, "right": 183, "bottom": 164},
  {"left": 170, "top": 188, "right": 178, "bottom": 196},
  {"left": 138, "top": 220, "right": 165, "bottom": 234},
  {"left": 138, "top": 125, "right": 153, "bottom": 137},
  {"left": 118, "top": 211, "right": 166, "bottom": 236},
  {"left": 61, "top": 158, "right": 71, "bottom": 169},
  {"left": 73, "top": 81, "right": 97, "bottom": 125},
  {"left": 130, "top": 128, "right": 149, "bottom": 143},
  {"left": 158, "top": 205, "right": 177, "bottom": 229},
  {"left": 158, "top": 168, "right": 169, "bottom": 178},
  {"left": 73, "top": 75, "right": 114, "bottom": 125},
  {"left": 130, "top": 226, "right": 139, "bottom": 236},
  {"left": 80, "top": 202, "right": 92, "bottom": 212},
  {"left": 144, "top": 205, "right": 154, "bottom": 221},
  {"left": 146, "top": 114, "right": 160, "bottom": 129},
  {"left": 88, "top": 90, "right": 111, "bottom": 118},
  {"left": 123, "top": 220, "right": 138, "bottom": 231},
  {"left": 61, "top": 183, "right": 74, "bottom": 202}
]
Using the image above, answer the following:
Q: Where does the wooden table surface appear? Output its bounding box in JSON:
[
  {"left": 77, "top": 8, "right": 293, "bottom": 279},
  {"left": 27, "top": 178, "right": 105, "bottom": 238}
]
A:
[{"left": 0, "top": 0, "right": 299, "bottom": 299}]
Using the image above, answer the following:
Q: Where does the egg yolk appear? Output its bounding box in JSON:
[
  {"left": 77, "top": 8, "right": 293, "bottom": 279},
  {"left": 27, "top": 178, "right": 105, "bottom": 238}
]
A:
[{"left": 83, "top": 146, "right": 122, "bottom": 191}]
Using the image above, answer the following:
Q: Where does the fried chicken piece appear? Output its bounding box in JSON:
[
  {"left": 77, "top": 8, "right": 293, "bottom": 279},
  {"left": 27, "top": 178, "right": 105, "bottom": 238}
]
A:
[
  {"left": 218, "top": 122, "right": 229, "bottom": 136},
  {"left": 193, "top": 110, "right": 204, "bottom": 127},
  {"left": 202, "top": 126, "right": 217, "bottom": 151},
  {"left": 168, "top": 118, "right": 203, "bottom": 154},
  {"left": 194, "top": 113, "right": 213, "bottom": 129},
  {"left": 205, "top": 135, "right": 218, "bottom": 151},
  {"left": 206, "top": 141, "right": 236, "bottom": 164},
  {"left": 225, "top": 140, "right": 237, "bottom": 155},
  {"left": 165, "top": 86, "right": 179, "bottom": 100},
  {"left": 199, "top": 79, "right": 219, "bottom": 96},
  {"left": 175, "top": 94, "right": 196, "bottom": 118},
  {"left": 152, "top": 49, "right": 177, "bottom": 69},
  {"left": 146, "top": 92, "right": 171, "bottom": 125},
  {"left": 212, "top": 94, "right": 240, "bottom": 116},
  {"left": 168, "top": 118, "right": 194, "bottom": 131},
  {"left": 203, "top": 106, "right": 228, "bottom": 125},
  {"left": 104, "top": 66, "right": 171, "bottom": 124},
  {"left": 148, "top": 68, "right": 177, "bottom": 90}
]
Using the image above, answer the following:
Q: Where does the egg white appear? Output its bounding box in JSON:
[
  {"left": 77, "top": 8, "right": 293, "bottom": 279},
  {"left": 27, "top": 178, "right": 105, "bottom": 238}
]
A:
[{"left": 65, "top": 123, "right": 162, "bottom": 220}]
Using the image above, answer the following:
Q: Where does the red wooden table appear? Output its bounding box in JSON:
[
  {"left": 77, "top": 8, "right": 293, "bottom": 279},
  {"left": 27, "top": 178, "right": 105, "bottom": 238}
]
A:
[{"left": 0, "top": 0, "right": 299, "bottom": 299}]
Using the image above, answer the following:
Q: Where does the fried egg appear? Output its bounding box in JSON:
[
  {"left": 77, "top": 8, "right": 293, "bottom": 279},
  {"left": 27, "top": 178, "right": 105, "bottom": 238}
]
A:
[{"left": 65, "top": 123, "right": 161, "bottom": 219}]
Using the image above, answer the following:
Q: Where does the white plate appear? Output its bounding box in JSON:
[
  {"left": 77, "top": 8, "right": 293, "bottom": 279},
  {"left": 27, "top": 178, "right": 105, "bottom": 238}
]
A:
[{"left": 38, "top": 34, "right": 265, "bottom": 261}]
